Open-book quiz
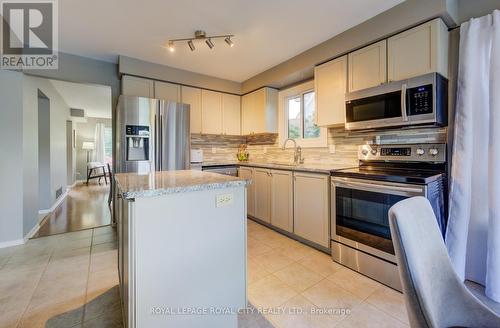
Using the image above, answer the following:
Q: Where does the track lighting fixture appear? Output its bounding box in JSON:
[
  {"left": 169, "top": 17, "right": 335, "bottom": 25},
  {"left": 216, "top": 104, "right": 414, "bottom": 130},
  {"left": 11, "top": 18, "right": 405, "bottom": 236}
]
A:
[
  {"left": 224, "top": 37, "right": 234, "bottom": 48},
  {"left": 205, "top": 38, "right": 214, "bottom": 49},
  {"left": 167, "top": 30, "right": 235, "bottom": 52}
]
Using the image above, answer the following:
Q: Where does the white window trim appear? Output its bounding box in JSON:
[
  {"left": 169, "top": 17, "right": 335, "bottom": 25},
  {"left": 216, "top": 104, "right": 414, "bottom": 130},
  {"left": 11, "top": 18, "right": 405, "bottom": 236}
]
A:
[{"left": 278, "top": 80, "right": 327, "bottom": 148}]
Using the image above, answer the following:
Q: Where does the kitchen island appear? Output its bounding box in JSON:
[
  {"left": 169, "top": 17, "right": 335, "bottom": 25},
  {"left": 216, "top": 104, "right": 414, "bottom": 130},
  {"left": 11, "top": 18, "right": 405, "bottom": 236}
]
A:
[{"left": 114, "top": 170, "right": 249, "bottom": 328}]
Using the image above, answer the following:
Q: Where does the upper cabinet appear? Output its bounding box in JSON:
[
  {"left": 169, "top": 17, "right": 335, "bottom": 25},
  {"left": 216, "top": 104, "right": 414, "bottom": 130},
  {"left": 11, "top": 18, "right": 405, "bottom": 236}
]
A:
[
  {"left": 181, "top": 86, "right": 202, "bottom": 134},
  {"left": 121, "top": 76, "right": 154, "bottom": 98},
  {"left": 154, "top": 81, "right": 180, "bottom": 102},
  {"left": 348, "top": 40, "right": 387, "bottom": 92},
  {"left": 222, "top": 94, "right": 241, "bottom": 135},
  {"left": 388, "top": 18, "right": 449, "bottom": 82},
  {"left": 314, "top": 55, "right": 347, "bottom": 127},
  {"left": 201, "top": 90, "right": 223, "bottom": 135},
  {"left": 241, "top": 87, "right": 278, "bottom": 135}
]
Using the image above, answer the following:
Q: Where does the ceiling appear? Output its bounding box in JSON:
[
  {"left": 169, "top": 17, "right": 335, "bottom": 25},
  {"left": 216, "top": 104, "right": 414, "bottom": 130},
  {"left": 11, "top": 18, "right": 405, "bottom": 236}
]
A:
[
  {"left": 58, "top": 0, "right": 404, "bottom": 82},
  {"left": 50, "top": 80, "right": 112, "bottom": 118}
]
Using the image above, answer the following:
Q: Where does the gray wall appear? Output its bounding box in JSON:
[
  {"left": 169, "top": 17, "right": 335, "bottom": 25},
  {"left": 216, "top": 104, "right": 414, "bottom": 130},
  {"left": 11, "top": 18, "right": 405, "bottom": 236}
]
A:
[
  {"left": 22, "top": 75, "right": 72, "bottom": 235},
  {"left": 457, "top": 0, "right": 500, "bottom": 23},
  {"left": 241, "top": 0, "right": 458, "bottom": 92},
  {"left": 0, "top": 70, "right": 24, "bottom": 244},
  {"left": 75, "top": 117, "right": 112, "bottom": 181},
  {"left": 38, "top": 94, "right": 51, "bottom": 210}
]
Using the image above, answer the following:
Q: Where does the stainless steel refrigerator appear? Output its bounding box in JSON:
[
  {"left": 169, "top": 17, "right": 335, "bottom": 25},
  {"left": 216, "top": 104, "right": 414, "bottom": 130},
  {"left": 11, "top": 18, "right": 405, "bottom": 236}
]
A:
[{"left": 115, "top": 95, "right": 190, "bottom": 174}]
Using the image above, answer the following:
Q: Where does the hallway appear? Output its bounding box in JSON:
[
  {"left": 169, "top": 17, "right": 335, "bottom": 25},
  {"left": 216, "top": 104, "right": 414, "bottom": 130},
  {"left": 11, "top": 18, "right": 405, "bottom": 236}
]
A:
[{"left": 34, "top": 183, "right": 111, "bottom": 238}]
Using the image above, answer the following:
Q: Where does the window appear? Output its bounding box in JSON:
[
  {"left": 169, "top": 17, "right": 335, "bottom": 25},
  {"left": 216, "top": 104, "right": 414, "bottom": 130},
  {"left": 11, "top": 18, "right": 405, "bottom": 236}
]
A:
[{"left": 286, "top": 90, "right": 320, "bottom": 140}]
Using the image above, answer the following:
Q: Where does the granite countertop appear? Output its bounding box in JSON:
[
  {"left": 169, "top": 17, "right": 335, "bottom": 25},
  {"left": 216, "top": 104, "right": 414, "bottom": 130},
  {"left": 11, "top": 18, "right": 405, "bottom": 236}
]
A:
[
  {"left": 202, "top": 161, "right": 356, "bottom": 174},
  {"left": 115, "top": 170, "right": 250, "bottom": 199}
]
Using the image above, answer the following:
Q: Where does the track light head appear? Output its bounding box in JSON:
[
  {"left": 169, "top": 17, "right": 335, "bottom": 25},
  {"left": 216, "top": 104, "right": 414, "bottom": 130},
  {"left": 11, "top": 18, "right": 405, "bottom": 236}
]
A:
[
  {"left": 205, "top": 38, "right": 214, "bottom": 49},
  {"left": 167, "top": 41, "right": 175, "bottom": 52},
  {"left": 224, "top": 37, "right": 234, "bottom": 47},
  {"left": 188, "top": 40, "right": 195, "bottom": 51}
]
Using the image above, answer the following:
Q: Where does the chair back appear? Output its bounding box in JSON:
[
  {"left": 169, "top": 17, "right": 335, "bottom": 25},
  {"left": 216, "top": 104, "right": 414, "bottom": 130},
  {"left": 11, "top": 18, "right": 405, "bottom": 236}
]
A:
[{"left": 388, "top": 197, "right": 499, "bottom": 328}]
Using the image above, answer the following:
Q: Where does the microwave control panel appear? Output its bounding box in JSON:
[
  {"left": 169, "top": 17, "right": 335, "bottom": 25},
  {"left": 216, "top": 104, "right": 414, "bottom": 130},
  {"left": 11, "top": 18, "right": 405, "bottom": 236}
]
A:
[{"left": 407, "top": 84, "right": 433, "bottom": 115}]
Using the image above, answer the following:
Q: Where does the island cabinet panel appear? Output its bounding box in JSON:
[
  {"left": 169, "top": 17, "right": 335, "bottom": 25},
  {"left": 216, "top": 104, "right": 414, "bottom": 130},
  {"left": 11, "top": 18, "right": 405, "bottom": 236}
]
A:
[
  {"left": 348, "top": 40, "right": 387, "bottom": 92},
  {"left": 270, "top": 169, "right": 293, "bottom": 233},
  {"left": 253, "top": 168, "right": 272, "bottom": 223},
  {"left": 121, "top": 75, "right": 154, "bottom": 98},
  {"left": 293, "top": 172, "right": 330, "bottom": 248},
  {"left": 314, "top": 55, "right": 347, "bottom": 127},
  {"left": 238, "top": 167, "right": 255, "bottom": 217},
  {"left": 119, "top": 186, "right": 247, "bottom": 328}
]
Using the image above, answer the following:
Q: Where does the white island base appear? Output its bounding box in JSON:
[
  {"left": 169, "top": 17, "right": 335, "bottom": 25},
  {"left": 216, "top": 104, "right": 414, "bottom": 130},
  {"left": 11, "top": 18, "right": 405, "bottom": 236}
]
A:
[{"left": 115, "top": 171, "right": 248, "bottom": 328}]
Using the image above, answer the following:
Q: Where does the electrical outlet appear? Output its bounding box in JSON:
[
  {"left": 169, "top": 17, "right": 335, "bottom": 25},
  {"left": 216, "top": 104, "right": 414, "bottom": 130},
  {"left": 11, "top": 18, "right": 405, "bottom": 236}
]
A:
[
  {"left": 216, "top": 193, "right": 234, "bottom": 207},
  {"left": 329, "top": 144, "right": 336, "bottom": 154},
  {"left": 263, "top": 147, "right": 267, "bottom": 154},
  {"left": 211, "top": 147, "right": 217, "bottom": 154}
]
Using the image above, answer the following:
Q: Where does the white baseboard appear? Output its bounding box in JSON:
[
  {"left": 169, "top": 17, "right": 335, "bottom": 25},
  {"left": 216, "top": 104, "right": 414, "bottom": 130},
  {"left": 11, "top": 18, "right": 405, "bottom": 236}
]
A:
[
  {"left": 0, "top": 238, "right": 24, "bottom": 249},
  {"left": 24, "top": 222, "right": 40, "bottom": 242},
  {"left": 38, "top": 190, "right": 69, "bottom": 216}
]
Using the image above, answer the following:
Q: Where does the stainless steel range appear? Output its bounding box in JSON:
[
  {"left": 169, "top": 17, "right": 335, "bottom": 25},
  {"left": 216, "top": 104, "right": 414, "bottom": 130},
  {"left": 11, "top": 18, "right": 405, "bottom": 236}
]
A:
[{"left": 330, "top": 143, "right": 447, "bottom": 291}]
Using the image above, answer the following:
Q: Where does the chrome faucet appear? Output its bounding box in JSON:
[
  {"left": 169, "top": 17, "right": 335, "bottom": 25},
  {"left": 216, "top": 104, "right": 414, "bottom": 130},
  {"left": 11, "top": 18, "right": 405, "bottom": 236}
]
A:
[{"left": 282, "top": 138, "right": 304, "bottom": 164}]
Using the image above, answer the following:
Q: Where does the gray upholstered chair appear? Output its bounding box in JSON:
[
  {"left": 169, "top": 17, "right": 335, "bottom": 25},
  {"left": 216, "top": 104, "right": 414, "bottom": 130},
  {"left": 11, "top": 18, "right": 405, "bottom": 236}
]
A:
[{"left": 388, "top": 196, "right": 500, "bottom": 328}]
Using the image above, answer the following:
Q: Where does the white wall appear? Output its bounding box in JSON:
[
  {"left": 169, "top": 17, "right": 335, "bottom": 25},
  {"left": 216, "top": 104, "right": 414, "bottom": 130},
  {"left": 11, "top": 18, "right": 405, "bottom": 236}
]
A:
[
  {"left": 22, "top": 75, "right": 71, "bottom": 235},
  {"left": 0, "top": 70, "right": 24, "bottom": 246}
]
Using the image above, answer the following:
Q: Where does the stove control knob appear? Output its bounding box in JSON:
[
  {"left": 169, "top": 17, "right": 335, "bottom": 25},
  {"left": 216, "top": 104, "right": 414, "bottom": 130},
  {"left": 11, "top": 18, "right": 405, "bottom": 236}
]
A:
[
  {"left": 371, "top": 148, "right": 378, "bottom": 155},
  {"left": 416, "top": 148, "right": 425, "bottom": 156},
  {"left": 361, "top": 149, "right": 369, "bottom": 156},
  {"left": 429, "top": 148, "right": 439, "bottom": 156}
]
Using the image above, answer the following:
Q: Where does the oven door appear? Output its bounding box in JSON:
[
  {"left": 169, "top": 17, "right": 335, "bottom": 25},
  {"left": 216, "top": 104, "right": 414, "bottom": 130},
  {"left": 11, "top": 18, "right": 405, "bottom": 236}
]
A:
[{"left": 331, "top": 177, "right": 425, "bottom": 263}]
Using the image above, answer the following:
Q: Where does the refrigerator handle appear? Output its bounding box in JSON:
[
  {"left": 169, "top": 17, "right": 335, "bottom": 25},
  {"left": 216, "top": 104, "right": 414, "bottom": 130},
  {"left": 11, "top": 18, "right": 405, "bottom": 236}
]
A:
[
  {"left": 159, "top": 114, "right": 163, "bottom": 170},
  {"left": 155, "top": 114, "right": 160, "bottom": 171}
]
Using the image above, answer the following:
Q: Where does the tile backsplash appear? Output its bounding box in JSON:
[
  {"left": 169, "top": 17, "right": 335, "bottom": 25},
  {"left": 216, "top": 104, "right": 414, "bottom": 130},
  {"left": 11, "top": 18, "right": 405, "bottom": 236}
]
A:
[{"left": 192, "top": 126, "right": 447, "bottom": 165}]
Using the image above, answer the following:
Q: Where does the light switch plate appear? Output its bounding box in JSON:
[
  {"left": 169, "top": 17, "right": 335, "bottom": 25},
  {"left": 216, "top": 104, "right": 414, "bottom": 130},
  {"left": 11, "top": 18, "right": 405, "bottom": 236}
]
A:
[
  {"left": 211, "top": 147, "right": 217, "bottom": 154},
  {"left": 263, "top": 147, "right": 267, "bottom": 154},
  {"left": 216, "top": 193, "right": 234, "bottom": 207},
  {"left": 329, "top": 144, "right": 336, "bottom": 154}
]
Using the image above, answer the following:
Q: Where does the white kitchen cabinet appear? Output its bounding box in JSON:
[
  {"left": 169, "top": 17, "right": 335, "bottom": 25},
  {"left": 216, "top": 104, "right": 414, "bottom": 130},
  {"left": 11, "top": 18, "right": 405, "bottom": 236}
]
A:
[
  {"left": 270, "top": 169, "right": 293, "bottom": 233},
  {"left": 293, "top": 172, "right": 329, "bottom": 248},
  {"left": 121, "top": 75, "right": 154, "bottom": 98},
  {"left": 238, "top": 167, "right": 255, "bottom": 217},
  {"left": 348, "top": 40, "right": 387, "bottom": 92},
  {"left": 154, "top": 81, "right": 180, "bottom": 102},
  {"left": 181, "top": 86, "right": 202, "bottom": 134},
  {"left": 314, "top": 55, "right": 347, "bottom": 127},
  {"left": 253, "top": 168, "right": 272, "bottom": 223},
  {"left": 388, "top": 18, "right": 448, "bottom": 82},
  {"left": 201, "top": 90, "right": 223, "bottom": 134},
  {"left": 222, "top": 93, "right": 241, "bottom": 135},
  {"left": 241, "top": 87, "right": 278, "bottom": 135}
]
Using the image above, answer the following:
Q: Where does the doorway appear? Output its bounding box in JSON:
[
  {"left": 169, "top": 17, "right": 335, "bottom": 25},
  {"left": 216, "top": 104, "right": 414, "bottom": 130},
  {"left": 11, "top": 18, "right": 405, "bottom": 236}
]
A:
[{"left": 38, "top": 91, "right": 51, "bottom": 211}]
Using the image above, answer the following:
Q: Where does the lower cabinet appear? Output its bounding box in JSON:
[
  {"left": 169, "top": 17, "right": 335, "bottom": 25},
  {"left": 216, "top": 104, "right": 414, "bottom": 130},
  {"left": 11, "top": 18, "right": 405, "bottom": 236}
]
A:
[
  {"left": 270, "top": 170, "right": 293, "bottom": 233},
  {"left": 254, "top": 168, "right": 272, "bottom": 223},
  {"left": 238, "top": 167, "right": 255, "bottom": 217},
  {"left": 293, "top": 172, "right": 330, "bottom": 248},
  {"left": 240, "top": 166, "right": 329, "bottom": 248}
]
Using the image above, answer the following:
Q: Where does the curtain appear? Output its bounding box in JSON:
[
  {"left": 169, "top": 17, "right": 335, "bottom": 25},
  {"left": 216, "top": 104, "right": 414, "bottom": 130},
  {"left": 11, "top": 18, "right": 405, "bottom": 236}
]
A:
[
  {"left": 93, "top": 123, "right": 106, "bottom": 164},
  {"left": 446, "top": 10, "right": 500, "bottom": 302}
]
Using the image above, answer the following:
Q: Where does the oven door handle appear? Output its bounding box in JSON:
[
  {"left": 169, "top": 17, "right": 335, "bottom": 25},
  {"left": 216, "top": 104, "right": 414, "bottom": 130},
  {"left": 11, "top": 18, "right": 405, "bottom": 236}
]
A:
[{"left": 333, "top": 179, "right": 424, "bottom": 195}]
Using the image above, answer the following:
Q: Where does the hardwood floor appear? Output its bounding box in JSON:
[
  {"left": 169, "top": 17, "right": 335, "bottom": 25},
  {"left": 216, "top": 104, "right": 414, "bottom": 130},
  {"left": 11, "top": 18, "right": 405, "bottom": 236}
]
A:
[{"left": 33, "top": 183, "right": 112, "bottom": 238}]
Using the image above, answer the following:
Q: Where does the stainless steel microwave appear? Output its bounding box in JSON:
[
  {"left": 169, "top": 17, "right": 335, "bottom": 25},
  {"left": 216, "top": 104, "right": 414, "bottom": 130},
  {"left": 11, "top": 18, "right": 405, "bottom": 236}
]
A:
[{"left": 345, "top": 73, "right": 448, "bottom": 130}]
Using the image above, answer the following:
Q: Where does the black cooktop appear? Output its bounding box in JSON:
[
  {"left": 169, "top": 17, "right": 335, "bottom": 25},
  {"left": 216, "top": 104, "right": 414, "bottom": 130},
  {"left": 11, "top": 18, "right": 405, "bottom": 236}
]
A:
[{"left": 331, "top": 165, "right": 445, "bottom": 184}]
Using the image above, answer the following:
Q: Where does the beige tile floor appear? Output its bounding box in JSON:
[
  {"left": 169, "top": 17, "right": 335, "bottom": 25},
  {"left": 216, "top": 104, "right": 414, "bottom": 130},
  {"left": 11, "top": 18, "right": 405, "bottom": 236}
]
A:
[
  {"left": 246, "top": 219, "right": 409, "bottom": 328},
  {"left": 0, "top": 226, "right": 121, "bottom": 328},
  {"left": 0, "top": 220, "right": 409, "bottom": 328}
]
